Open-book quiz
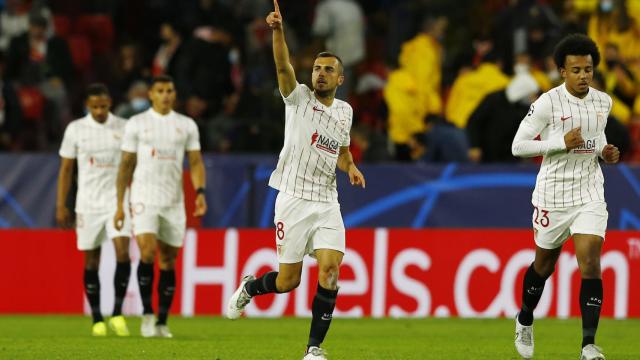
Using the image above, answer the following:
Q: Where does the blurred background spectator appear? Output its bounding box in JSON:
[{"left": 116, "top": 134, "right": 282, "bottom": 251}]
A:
[
  {"left": 5, "top": 12, "right": 72, "bottom": 150},
  {"left": 0, "top": 0, "right": 638, "bottom": 163},
  {"left": 0, "top": 51, "right": 24, "bottom": 151},
  {"left": 113, "top": 80, "right": 150, "bottom": 119},
  {"left": 467, "top": 71, "right": 540, "bottom": 163},
  {"left": 311, "top": 0, "right": 365, "bottom": 99}
]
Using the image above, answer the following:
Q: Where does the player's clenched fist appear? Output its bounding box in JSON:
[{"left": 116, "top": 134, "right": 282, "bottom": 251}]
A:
[
  {"left": 602, "top": 144, "right": 620, "bottom": 164},
  {"left": 193, "top": 193, "right": 207, "bottom": 217},
  {"left": 266, "top": 0, "right": 283, "bottom": 30},
  {"left": 564, "top": 127, "right": 584, "bottom": 151}
]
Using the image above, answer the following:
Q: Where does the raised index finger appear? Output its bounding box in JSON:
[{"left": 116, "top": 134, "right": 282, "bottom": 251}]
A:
[{"left": 274, "top": 0, "right": 280, "bottom": 14}]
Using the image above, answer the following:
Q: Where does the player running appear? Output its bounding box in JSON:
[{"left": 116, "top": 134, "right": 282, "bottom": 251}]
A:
[
  {"left": 512, "top": 34, "right": 619, "bottom": 360},
  {"left": 226, "top": 1, "right": 366, "bottom": 359}
]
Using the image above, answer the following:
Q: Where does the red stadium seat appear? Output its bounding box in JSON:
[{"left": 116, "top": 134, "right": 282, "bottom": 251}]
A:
[
  {"left": 52, "top": 15, "right": 72, "bottom": 38},
  {"left": 16, "top": 87, "right": 45, "bottom": 122},
  {"left": 67, "top": 35, "right": 93, "bottom": 72},
  {"left": 74, "top": 15, "right": 114, "bottom": 54}
]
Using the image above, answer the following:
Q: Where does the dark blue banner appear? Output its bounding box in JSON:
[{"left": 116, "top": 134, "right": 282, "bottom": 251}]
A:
[{"left": 1, "top": 154, "right": 637, "bottom": 229}]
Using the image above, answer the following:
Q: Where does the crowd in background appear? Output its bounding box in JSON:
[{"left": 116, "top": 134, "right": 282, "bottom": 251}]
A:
[{"left": 0, "top": 0, "right": 639, "bottom": 163}]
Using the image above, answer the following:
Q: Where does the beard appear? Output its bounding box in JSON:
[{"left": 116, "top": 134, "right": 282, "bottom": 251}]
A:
[{"left": 314, "top": 87, "right": 334, "bottom": 98}]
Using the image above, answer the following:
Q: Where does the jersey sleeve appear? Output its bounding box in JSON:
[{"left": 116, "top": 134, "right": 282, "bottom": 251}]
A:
[
  {"left": 512, "top": 93, "right": 566, "bottom": 157},
  {"left": 281, "top": 82, "right": 307, "bottom": 106},
  {"left": 58, "top": 123, "right": 77, "bottom": 159},
  {"left": 185, "top": 119, "right": 201, "bottom": 151},
  {"left": 121, "top": 118, "right": 139, "bottom": 153},
  {"left": 342, "top": 105, "right": 353, "bottom": 147},
  {"left": 596, "top": 93, "right": 614, "bottom": 158}
]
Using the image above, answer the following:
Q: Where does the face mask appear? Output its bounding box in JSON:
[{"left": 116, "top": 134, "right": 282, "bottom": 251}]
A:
[
  {"left": 131, "top": 98, "right": 150, "bottom": 111},
  {"left": 600, "top": 0, "right": 614, "bottom": 13},
  {"left": 228, "top": 48, "right": 240, "bottom": 65}
]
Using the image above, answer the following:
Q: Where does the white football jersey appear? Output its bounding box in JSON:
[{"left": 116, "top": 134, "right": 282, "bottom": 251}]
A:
[
  {"left": 269, "top": 83, "right": 353, "bottom": 203},
  {"left": 59, "top": 113, "right": 127, "bottom": 213},
  {"left": 512, "top": 84, "right": 612, "bottom": 208},
  {"left": 121, "top": 108, "right": 200, "bottom": 207}
]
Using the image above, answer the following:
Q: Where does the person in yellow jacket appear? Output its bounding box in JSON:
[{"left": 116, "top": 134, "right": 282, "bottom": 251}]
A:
[
  {"left": 588, "top": 2, "right": 640, "bottom": 72},
  {"left": 384, "top": 66, "right": 440, "bottom": 161},
  {"left": 398, "top": 16, "right": 447, "bottom": 98},
  {"left": 380, "top": 16, "right": 447, "bottom": 161},
  {"left": 446, "top": 53, "right": 510, "bottom": 129}
]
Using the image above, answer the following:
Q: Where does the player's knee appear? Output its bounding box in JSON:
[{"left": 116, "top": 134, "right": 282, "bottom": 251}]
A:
[
  {"left": 579, "top": 257, "right": 601, "bottom": 278},
  {"left": 318, "top": 264, "right": 340, "bottom": 289},
  {"left": 538, "top": 266, "right": 555, "bottom": 279},
  {"left": 158, "top": 257, "right": 176, "bottom": 270},
  {"left": 84, "top": 251, "right": 100, "bottom": 270},
  {"left": 533, "top": 260, "right": 555, "bottom": 278},
  {"left": 84, "top": 262, "right": 99, "bottom": 271},
  {"left": 140, "top": 251, "right": 155, "bottom": 264},
  {"left": 276, "top": 274, "right": 300, "bottom": 292},
  {"left": 138, "top": 242, "right": 154, "bottom": 260},
  {"left": 115, "top": 251, "right": 130, "bottom": 263},
  {"left": 84, "top": 258, "right": 99, "bottom": 270}
]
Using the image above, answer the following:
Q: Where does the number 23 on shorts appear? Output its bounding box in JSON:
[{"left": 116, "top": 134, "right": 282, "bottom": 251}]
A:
[{"left": 533, "top": 206, "right": 550, "bottom": 227}]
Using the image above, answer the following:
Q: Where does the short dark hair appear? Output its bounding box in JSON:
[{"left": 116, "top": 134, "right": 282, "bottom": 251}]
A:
[
  {"left": 316, "top": 52, "right": 344, "bottom": 72},
  {"left": 150, "top": 75, "right": 174, "bottom": 88},
  {"left": 553, "top": 34, "right": 600, "bottom": 69},
  {"left": 86, "top": 83, "right": 110, "bottom": 99}
]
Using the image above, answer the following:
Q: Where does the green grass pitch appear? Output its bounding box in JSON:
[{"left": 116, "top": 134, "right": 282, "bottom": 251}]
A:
[{"left": 0, "top": 316, "right": 638, "bottom": 359}]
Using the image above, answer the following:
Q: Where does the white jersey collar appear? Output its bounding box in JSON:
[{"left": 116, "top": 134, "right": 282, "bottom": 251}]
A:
[
  {"left": 87, "top": 112, "right": 114, "bottom": 126},
  {"left": 149, "top": 108, "right": 174, "bottom": 119},
  {"left": 561, "top": 82, "right": 591, "bottom": 102}
]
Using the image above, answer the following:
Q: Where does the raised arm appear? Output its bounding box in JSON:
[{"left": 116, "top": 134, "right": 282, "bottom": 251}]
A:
[
  {"left": 188, "top": 150, "right": 207, "bottom": 217},
  {"left": 114, "top": 151, "right": 136, "bottom": 230},
  {"left": 267, "top": 0, "right": 297, "bottom": 97},
  {"left": 55, "top": 157, "right": 75, "bottom": 228}
]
